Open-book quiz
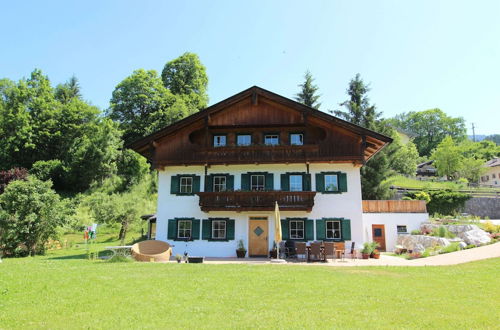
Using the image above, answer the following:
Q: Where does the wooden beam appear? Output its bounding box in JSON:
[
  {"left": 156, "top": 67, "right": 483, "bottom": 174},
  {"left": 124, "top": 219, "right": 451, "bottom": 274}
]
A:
[{"left": 252, "top": 90, "right": 258, "bottom": 105}]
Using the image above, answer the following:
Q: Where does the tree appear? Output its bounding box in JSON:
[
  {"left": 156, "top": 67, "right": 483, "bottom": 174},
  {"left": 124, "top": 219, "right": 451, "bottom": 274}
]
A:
[
  {"left": 161, "top": 52, "right": 209, "bottom": 112},
  {"left": 389, "top": 109, "right": 466, "bottom": 157},
  {"left": 334, "top": 74, "right": 381, "bottom": 130},
  {"left": 0, "top": 168, "right": 29, "bottom": 194},
  {"left": 387, "top": 129, "right": 419, "bottom": 176},
  {"left": 108, "top": 69, "right": 187, "bottom": 144},
  {"left": 457, "top": 157, "right": 486, "bottom": 183},
  {"left": 458, "top": 139, "right": 500, "bottom": 161},
  {"left": 335, "top": 74, "right": 391, "bottom": 199},
  {"left": 485, "top": 134, "right": 500, "bottom": 145},
  {"left": 431, "top": 136, "right": 463, "bottom": 180},
  {"left": 294, "top": 70, "right": 321, "bottom": 109},
  {"left": 55, "top": 76, "right": 81, "bottom": 104},
  {"left": 0, "top": 177, "right": 68, "bottom": 256}
]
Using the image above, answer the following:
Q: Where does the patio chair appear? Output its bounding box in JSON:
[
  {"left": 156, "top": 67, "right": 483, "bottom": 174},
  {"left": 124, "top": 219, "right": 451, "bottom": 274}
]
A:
[
  {"left": 348, "top": 242, "right": 357, "bottom": 260},
  {"left": 323, "top": 242, "right": 335, "bottom": 262},
  {"left": 131, "top": 240, "right": 172, "bottom": 262},
  {"left": 278, "top": 241, "right": 287, "bottom": 259},
  {"left": 309, "top": 242, "right": 322, "bottom": 262},
  {"left": 333, "top": 242, "right": 345, "bottom": 261},
  {"left": 295, "top": 242, "right": 307, "bottom": 261},
  {"left": 285, "top": 240, "right": 297, "bottom": 258}
]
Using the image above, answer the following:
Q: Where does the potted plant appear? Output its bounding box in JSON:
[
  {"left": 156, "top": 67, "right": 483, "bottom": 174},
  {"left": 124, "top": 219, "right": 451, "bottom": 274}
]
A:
[
  {"left": 175, "top": 254, "right": 182, "bottom": 263},
  {"left": 369, "top": 242, "right": 380, "bottom": 258},
  {"left": 236, "top": 239, "right": 247, "bottom": 258},
  {"left": 361, "top": 242, "right": 373, "bottom": 259},
  {"left": 372, "top": 249, "right": 381, "bottom": 259}
]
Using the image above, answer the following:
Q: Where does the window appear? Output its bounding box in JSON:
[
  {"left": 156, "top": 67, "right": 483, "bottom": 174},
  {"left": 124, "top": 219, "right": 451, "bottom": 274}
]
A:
[
  {"left": 180, "top": 177, "right": 193, "bottom": 194},
  {"left": 289, "top": 220, "right": 304, "bottom": 239},
  {"left": 289, "top": 175, "right": 303, "bottom": 191},
  {"left": 324, "top": 174, "right": 338, "bottom": 192},
  {"left": 264, "top": 134, "right": 279, "bottom": 146},
  {"left": 177, "top": 220, "right": 192, "bottom": 239},
  {"left": 213, "top": 176, "right": 227, "bottom": 192},
  {"left": 250, "top": 175, "right": 265, "bottom": 191},
  {"left": 397, "top": 225, "right": 408, "bottom": 234},
  {"left": 211, "top": 220, "right": 226, "bottom": 240},
  {"left": 237, "top": 134, "right": 251, "bottom": 146},
  {"left": 493, "top": 174, "right": 497, "bottom": 179},
  {"left": 326, "top": 220, "right": 341, "bottom": 239},
  {"left": 213, "top": 135, "right": 226, "bottom": 147},
  {"left": 290, "top": 133, "right": 303, "bottom": 145}
]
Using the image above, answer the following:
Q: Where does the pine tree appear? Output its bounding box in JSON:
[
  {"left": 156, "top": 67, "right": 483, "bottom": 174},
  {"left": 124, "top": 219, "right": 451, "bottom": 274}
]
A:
[{"left": 295, "top": 70, "right": 321, "bottom": 109}]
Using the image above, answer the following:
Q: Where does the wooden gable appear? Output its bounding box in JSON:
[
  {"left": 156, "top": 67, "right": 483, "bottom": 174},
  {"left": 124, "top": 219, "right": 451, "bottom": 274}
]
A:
[{"left": 129, "top": 86, "right": 392, "bottom": 168}]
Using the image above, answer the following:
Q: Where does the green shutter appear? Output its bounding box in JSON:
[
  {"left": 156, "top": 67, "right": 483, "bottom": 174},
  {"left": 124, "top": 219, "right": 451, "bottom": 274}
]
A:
[
  {"left": 281, "top": 219, "right": 289, "bottom": 240},
  {"left": 341, "top": 218, "right": 351, "bottom": 241},
  {"left": 305, "top": 220, "right": 314, "bottom": 241},
  {"left": 241, "top": 174, "right": 250, "bottom": 191},
  {"left": 167, "top": 219, "right": 177, "bottom": 239},
  {"left": 193, "top": 175, "right": 201, "bottom": 193},
  {"left": 265, "top": 173, "right": 274, "bottom": 191},
  {"left": 205, "top": 175, "right": 213, "bottom": 192},
  {"left": 226, "top": 219, "right": 235, "bottom": 240},
  {"left": 303, "top": 173, "right": 311, "bottom": 191},
  {"left": 170, "top": 176, "right": 180, "bottom": 194},
  {"left": 315, "top": 173, "right": 324, "bottom": 192},
  {"left": 227, "top": 175, "right": 234, "bottom": 191},
  {"left": 202, "top": 220, "right": 211, "bottom": 240},
  {"left": 316, "top": 219, "right": 325, "bottom": 240},
  {"left": 191, "top": 219, "right": 200, "bottom": 240},
  {"left": 339, "top": 173, "right": 347, "bottom": 192},
  {"left": 280, "top": 174, "right": 289, "bottom": 191}
]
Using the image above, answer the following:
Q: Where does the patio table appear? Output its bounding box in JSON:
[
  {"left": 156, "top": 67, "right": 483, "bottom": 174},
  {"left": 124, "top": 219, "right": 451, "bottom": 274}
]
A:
[{"left": 104, "top": 245, "right": 133, "bottom": 258}]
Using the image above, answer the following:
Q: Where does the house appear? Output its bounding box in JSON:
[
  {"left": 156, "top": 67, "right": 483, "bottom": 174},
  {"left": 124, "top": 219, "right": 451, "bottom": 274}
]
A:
[
  {"left": 130, "top": 86, "right": 428, "bottom": 256},
  {"left": 480, "top": 158, "right": 500, "bottom": 187},
  {"left": 416, "top": 160, "right": 439, "bottom": 178}
]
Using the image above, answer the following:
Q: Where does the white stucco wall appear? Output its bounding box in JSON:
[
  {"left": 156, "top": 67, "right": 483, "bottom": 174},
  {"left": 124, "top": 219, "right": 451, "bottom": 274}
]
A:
[
  {"left": 362, "top": 213, "right": 429, "bottom": 251},
  {"left": 155, "top": 163, "right": 364, "bottom": 257}
]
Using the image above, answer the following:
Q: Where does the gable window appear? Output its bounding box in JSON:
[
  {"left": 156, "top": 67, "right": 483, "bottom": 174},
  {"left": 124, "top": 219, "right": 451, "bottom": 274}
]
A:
[
  {"left": 180, "top": 177, "right": 193, "bottom": 194},
  {"left": 250, "top": 175, "right": 265, "bottom": 191},
  {"left": 213, "top": 176, "right": 227, "bottom": 192},
  {"left": 177, "top": 220, "right": 192, "bottom": 239},
  {"left": 290, "top": 133, "right": 303, "bottom": 146},
  {"left": 289, "top": 175, "right": 303, "bottom": 191},
  {"left": 213, "top": 135, "right": 226, "bottom": 147},
  {"left": 289, "top": 220, "right": 305, "bottom": 239},
  {"left": 264, "top": 134, "right": 279, "bottom": 146},
  {"left": 237, "top": 134, "right": 252, "bottom": 146},
  {"left": 325, "top": 220, "right": 341, "bottom": 239},
  {"left": 397, "top": 225, "right": 408, "bottom": 234},
  {"left": 211, "top": 220, "right": 227, "bottom": 240},
  {"left": 324, "top": 174, "right": 339, "bottom": 192}
]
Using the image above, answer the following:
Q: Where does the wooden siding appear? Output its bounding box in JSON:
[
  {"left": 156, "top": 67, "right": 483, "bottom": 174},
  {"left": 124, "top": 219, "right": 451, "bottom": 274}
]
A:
[{"left": 362, "top": 200, "right": 427, "bottom": 213}]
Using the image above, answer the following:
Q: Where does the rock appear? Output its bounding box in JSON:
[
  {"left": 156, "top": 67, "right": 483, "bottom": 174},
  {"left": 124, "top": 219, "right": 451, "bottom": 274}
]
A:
[
  {"left": 396, "top": 234, "right": 450, "bottom": 252},
  {"left": 413, "top": 244, "right": 425, "bottom": 253},
  {"left": 458, "top": 242, "right": 467, "bottom": 250},
  {"left": 446, "top": 224, "right": 480, "bottom": 235},
  {"left": 461, "top": 229, "right": 491, "bottom": 246}
]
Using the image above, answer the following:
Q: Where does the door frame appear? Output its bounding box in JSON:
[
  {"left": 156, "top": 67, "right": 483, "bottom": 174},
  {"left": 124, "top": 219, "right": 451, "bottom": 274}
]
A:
[
  {"left": 248, "top": 216, "right": 269, "bottom": 257},
  {"left": 371, "top": 224, "right": 386, "bottom": 252}
]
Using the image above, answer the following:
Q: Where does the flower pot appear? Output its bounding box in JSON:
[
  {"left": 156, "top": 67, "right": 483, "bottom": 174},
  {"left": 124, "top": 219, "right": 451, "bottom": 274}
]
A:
[
  {"left": 373, "top": 254, "right": 380, "bottom": 259},
  {"left": 236, "top": 250, "right": 246, "bottom": 258},
  {"left": 362, "top": 253, "right": 370, "bottom": 259}
]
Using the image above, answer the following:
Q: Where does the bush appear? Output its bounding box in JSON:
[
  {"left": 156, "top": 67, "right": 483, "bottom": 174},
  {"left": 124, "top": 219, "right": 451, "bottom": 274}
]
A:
[
  {"left": 439, "top": 242, "right": 461, "bottom": 254},
  {"left": 411, "top": 229, "right": 422, "bottom": 235},
  {"left": 481, "top": 221, "right": 500, "bottom": 234},
  {"left": 465, "top": 244, "right": 476, "bottom": 249},
  {"left": 107, "top": 255, "right": 133, "bottom": 263},
  {"left": 430, "top": 226, "right": 455, "bottom": 238},
  {"left": 405, "top": 189, "right": 471, "bottom": 216}
]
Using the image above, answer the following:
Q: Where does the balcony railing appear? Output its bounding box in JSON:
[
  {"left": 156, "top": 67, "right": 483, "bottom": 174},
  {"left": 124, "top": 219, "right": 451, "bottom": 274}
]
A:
[{"left": 197, "top": 191, "right": 316, "bottom": 212}]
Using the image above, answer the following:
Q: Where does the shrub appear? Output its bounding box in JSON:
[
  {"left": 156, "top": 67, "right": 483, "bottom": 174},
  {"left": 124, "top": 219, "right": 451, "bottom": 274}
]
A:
[
  {"left": 430, "top": 226, "right": 456, "bottom": 238},
  {"left": 107, "top": 255, "right": 133, "bottom": 263},
  {"left": 481, "top": 221, "right": 500, "bottom": 234},
  {"left": 439, "top": 242, "right": 461, "bottom": 254},
  {"left": 405, "top": 189, "right": 471, "bottom": 216},
  {"left": 411, "top": 229, "right": 422, "bottom": 235},
  {"left": 465, "top": 244, "right": 476, "bottom": 249},
  {"left": 0, "top": 167, "right": 28, "bottom": 194}
]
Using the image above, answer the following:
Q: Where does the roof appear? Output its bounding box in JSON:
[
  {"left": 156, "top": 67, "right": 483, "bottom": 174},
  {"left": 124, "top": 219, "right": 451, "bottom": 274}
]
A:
[{"left": 485, "top": 158, "right": 500, "bottom": 167}]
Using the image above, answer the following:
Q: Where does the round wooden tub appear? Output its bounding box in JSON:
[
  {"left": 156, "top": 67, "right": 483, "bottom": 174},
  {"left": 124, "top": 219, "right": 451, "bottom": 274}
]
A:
[{"left": 131, "top": 240, "right": 172, "bottom": 262}]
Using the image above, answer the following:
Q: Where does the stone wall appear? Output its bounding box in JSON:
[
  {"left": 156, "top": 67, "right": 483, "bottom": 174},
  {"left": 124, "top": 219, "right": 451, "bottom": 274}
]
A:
[{"left": 464, "top": 197, "right": 500, "bottom": 219}]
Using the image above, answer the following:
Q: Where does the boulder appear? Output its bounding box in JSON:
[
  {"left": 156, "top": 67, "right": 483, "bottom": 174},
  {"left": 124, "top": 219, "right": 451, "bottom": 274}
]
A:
[
  {"left": 413, "top": 244, "right": 425, "bottom": 254},
  {"left": 446, "top": 224, "right": 480, "bottom": 235},
  {"left": 458, "top": 242, "right": 467, "bottom": 250},
  {"left": 397, "top": 235, "right": 450, "bottom": 252},
  {"left": 461, "top": 229, "right": 491, "bottom": 246}
]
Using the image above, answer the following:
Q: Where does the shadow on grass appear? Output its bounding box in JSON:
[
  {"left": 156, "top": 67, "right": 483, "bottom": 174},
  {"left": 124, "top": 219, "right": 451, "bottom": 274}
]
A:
[{"left": 48, "top": 253, "right": 89, "bottom": 260}]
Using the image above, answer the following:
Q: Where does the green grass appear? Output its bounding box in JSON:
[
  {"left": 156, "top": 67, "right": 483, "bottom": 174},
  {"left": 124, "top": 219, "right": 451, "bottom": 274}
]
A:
[
  {"left": 387, "top": 175, "right": 500, "bottom": 192},
  {"left": 1, "top": 236, "right": 499, "bottom": 329}
]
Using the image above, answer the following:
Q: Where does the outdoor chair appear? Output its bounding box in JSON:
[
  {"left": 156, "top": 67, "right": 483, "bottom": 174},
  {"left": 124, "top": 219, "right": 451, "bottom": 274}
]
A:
[
  {"left": 285, "top": 240, "right": 297, "bottom": 258},
  {"left": 309, "top": 242, "right": 322, "bottom": 262},
  {"left": 295, "top": 242, "right": 307, "bottom": 261},
  {"left": 333, "top": 242, "right": 346, "bottom": 261},
  {"left": 323, "top": 242, "right": 335, "bottom": 262},
  {"left": 131, "top": 240, "right": 172, "bottom": 262}
]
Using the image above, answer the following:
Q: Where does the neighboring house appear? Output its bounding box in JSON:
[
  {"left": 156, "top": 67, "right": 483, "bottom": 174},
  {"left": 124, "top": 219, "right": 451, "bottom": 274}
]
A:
[
  {"left": 394, "top": 127, "right": 416, "bottom": 145},
  {"left": 416, "top": 160, "right": 439, "bottom": 178},
  {"left": 480, "top": 158, "right": 500, "bottom": 187},
  {"left": 130, "top": 86, "right": 427, "bottom": 256}
]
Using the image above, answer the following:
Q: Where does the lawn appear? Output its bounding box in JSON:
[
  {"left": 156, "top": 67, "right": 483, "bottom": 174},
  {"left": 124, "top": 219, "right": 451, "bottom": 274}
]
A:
[
  {"left": 386, "top": 175, "right": 500, "bottom": 192},
  {"left": 1, "top": 237, "right": 499, "bottom": 329}
]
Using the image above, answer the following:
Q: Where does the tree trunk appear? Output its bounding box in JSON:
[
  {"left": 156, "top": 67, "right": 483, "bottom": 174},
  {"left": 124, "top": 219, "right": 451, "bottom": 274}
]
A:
[{"left": 119, "top": 221, "right": 129, "bottom": 246}]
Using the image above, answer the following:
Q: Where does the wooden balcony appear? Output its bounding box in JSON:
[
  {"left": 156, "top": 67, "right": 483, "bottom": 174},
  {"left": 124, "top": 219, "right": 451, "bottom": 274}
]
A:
[
  {"left": 197, "top": 191, "right": 317, "bottom": 212},
  {"left": 201, "top": 145, "right": 320, "bottom": 164}
]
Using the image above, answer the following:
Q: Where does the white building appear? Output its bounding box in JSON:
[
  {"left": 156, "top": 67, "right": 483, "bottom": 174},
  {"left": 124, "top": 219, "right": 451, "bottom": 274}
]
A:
[{"left": 130, "top": 86, "right": 428, "bottom": 256}]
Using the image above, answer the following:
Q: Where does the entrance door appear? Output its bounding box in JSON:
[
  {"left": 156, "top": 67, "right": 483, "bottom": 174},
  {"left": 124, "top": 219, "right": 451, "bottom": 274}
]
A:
[
  {"left": 372, "top": 224, "right": 386, "bottom": 252},
  {"left": 248, "top": 217, "right": 268, "bottom": 257}
]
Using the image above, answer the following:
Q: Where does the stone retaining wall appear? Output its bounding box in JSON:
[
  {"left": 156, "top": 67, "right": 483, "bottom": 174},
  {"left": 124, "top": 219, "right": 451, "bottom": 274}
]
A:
[{"left": 464, "top": 197, "right": 500, "bottom": 219}]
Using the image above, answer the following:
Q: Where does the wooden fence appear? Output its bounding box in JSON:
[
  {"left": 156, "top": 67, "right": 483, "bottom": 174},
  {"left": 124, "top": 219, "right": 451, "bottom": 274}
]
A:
[{"left": 362, "top": 200, "right": 427, "bottom": 213}]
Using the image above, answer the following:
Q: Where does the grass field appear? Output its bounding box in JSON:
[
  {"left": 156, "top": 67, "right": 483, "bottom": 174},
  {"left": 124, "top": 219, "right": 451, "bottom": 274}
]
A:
[
  {"left": 386, "top": 175, "right": 500, "bottom": 192},
  {"left": 1, "top": 234, "right": 499, "bottom": 329}
]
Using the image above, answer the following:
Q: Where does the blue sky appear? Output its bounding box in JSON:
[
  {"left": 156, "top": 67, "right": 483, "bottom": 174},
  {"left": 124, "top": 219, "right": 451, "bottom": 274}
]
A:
[{"left": 2, "top": 0, "right": 499, "bottom": 134}]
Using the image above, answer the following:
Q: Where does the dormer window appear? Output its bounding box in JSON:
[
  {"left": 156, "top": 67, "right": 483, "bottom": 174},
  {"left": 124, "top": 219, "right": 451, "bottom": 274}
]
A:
[
  {"left": 290, "top": 133, "right": 303, "bottom": 145},
  {"left": 213, "top": 135, "right": 226, "bottom": 147},
  {"left": 264, "top": 134, "right": 279, "bottom": 146}
]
